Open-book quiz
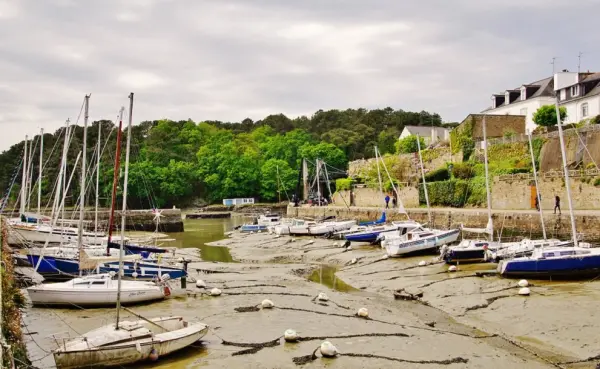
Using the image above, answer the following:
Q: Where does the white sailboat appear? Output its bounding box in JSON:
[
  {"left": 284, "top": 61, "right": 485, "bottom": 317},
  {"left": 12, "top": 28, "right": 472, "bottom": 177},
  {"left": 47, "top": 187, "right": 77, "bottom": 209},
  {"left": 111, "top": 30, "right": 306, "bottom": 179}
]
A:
[
  {"left": 48, "top": 93, "right": 208, "bottom": 369},
  {"left": 385, "top": 137, "right": 459, "bottom": 257}
]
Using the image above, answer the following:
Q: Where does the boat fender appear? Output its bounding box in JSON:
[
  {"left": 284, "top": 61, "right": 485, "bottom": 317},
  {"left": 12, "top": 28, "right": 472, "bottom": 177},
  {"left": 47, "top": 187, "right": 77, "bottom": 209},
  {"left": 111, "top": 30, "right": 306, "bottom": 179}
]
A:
[
  {"left": 135, "top": 342, "right": 142, "bottom": 352},
  {"left": 132, "top": 271, "right": 139, "bottom": 279},
  {"left": 149, "top": 348, "right": 159, "bottom": 361},
  {"left": 163, "top": 286, "right": 171, "bottom": 297},
  {"left": 284, "top": 329, "right": 298, "bottom": 342}
]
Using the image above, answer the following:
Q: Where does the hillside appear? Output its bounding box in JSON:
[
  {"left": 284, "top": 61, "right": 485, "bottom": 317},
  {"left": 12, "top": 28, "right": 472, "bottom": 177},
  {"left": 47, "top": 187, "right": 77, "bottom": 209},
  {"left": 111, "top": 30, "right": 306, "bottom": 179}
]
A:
[{"left": 0, "top": 107, "right": 443, "bottom": 208}]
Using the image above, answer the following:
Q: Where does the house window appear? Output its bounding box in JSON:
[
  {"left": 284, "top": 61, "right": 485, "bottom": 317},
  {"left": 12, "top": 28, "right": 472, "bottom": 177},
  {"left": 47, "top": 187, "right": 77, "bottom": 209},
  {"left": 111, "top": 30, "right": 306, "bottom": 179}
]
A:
[
  {"left": 582, "top": 103, "right": 589, "bottom": 117},
  {"left": 520, "top": 108, "right": 528, "bottom": 116},
  {"left": 571, "top": 85, "right": 580, "bottom": 97},
  {"left": 560, "top": 89, "right": 566, "bottom": 100}
]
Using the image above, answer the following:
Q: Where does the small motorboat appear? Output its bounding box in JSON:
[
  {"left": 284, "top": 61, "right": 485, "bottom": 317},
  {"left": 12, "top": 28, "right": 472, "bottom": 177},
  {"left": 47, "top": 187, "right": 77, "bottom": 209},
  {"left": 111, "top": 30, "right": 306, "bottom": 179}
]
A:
[{"left": 385, "top": 228, "right": 460, "bottom": 257}]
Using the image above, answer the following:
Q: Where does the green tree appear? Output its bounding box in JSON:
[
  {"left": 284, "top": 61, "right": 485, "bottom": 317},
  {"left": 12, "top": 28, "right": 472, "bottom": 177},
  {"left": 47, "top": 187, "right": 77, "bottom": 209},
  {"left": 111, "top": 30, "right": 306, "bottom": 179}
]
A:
[
  {"left": 395, "top": 135, "right": 425, "bottom": 154},
  {"left": 298, "top": 142, "right": 347, "bottom": 171},
  {"left": 533, "top": 105, "right": 567, "bottom": 127},
  {"left": 260, "top": 159, "right": 297, "bottom": 201}
]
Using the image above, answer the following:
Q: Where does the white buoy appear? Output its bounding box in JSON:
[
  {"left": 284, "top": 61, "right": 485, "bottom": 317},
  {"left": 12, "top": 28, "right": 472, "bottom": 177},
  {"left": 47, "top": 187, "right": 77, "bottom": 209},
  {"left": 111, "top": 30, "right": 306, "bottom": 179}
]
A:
[
  {"left": 380, "top": 254, "right": 389, "bottom": 260},
  {"left": 357, "top": 307, "right": 369, "bottom": 318},
  {"left": 196, "top": 280, "right": 206, "bottom": 288},
  {"left": 307, "top": 240, "right": 315, "bottom": 245},
  {"left": 448, "top": 265, "right": 457, "bottom": 272},
  {"left": 261, "top": 299, "right": 274, "bottom": 309},
  {"left": 346, "top": 245, "right": 353, "bottom": 251},
  {"left": 320, "top": 341, "right": 338, "bottom": 358},
  {"left": 250, "top": 231, "right": 254, "bottom": 234},
  {"left": 275, "top": 234, "right": 280, "bottom": 238},
  {"left": 350, "top": 258, "right": 357, "bottom": 265},
  {"left": 418, "top": 260, "right": 426, "bottom": 267},
  {"left": 210, "top": 287, "right": 222, "bottom": 296},
  {"left": 284, "top": 329, "right": 299, "bottom": 342},
  {"left": 317, "top": 292, "right": 329, "bottom": 301},
  {"left": 290, "top": 238, "right": 296, "bottom": 242},
  {"left": 258, "top": 230, "right": 262, "bottom": 233},
  {"left": 131, "top": 271, "right": 139, "bottom": 279},
  {"left": 518, "top": 287, "right": 531, "bottom": 296},
  {"left": 517, "top": 279, "right": 529, "bottom": 288}
]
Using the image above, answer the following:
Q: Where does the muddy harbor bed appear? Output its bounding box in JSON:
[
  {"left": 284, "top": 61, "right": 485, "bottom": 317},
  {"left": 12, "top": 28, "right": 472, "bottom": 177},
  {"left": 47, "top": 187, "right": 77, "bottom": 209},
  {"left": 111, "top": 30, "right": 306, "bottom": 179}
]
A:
[{"left": 23, "top": 232, "right": 600, "bottom": 368}]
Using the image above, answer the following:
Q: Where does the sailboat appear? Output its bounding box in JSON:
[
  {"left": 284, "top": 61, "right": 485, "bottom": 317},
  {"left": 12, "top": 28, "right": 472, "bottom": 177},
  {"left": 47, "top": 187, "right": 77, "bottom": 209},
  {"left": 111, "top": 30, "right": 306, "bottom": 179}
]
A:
[
  {"left": 498, "top": 94, "right": 600, "bottom": 279},
  {"left": 441, "top": 115, "right": 500, "bottom": 263},
  {"left": 385, "top": 138, "right": 459, "bottom": 257},
  {"left": 49, "top": 93, "right": 208, "bottom": 369}
]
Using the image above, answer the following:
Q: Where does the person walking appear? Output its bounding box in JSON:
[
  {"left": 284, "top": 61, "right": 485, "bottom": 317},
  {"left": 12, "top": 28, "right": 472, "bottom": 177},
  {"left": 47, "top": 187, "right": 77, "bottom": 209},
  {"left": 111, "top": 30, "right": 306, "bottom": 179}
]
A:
[
  {"left": 535, "top": 194, "right": 540, "bottom": 211},
  {"left": 384, "top": 194, "right": 390, "bottom": 209},
  {"left": 554, "top": 195, "right": 561, "bottom": 215}
]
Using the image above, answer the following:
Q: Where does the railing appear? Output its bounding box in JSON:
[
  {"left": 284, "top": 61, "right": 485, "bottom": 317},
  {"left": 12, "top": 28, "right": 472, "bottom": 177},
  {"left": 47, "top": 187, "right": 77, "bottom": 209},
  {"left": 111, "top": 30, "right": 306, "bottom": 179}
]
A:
[
  {"left": 484, "top": 124, "right": 600, "bottom": 147},
  {"left": 497, "top": 168, "right": 600, "bottom": 181}
]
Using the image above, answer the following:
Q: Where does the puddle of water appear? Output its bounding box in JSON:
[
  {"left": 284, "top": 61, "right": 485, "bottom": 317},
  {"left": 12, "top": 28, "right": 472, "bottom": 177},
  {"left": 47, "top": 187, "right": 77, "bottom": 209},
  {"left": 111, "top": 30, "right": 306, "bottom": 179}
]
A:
[
  {"left": 199, "top": 244, "right": 234, "bottom": 263},
  {"left": 165, "top": 218, "right": 242, "bottom": 262},
  {"left": 308, "top": 265, "right": 357, "bottom": 292}
]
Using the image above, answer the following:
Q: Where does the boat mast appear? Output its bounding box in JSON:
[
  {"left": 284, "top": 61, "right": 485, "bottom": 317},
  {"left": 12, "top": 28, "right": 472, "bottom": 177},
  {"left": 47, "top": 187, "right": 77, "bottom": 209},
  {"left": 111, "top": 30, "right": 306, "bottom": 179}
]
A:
[
  {"left": 77, "top": 95, "right": 90, "bottom": 276},
  {"left": 26, "top": 136, "right": 36, "bottom": 212},
  {"left": 415, "top": 135, "right": 432, "bottom": 224},
  {"left": 38, "top": 128, "right": 43, "bottom": 217},
  {"left": 374, "top": 146, "right": 384, "bottom": 209},
  {"left": 116, "top": 93, "right": 134, "bottom": 329},
  {"left": 106, "top": 108, "right": 125, "bottom": 255},
  {"left": 316, "top": 159, "right": 321, "bottom": 206},
  {"left": 20, "top": 136, "right": 28, "bottom": 216},
  {"left": 95, "top": 121, "right": 101, "bottom": 238},
  {"left": 302, "top": 158, "right": 309, "bottom": 201},
  {"left": 554, "top": 98, "right": 578, "bottom": 247},
  {"left": 527, "top": 130, "right": 546, "bottom": 240},
  {"left": 482, "top": 115, "right": 494, "bottom": 242}
]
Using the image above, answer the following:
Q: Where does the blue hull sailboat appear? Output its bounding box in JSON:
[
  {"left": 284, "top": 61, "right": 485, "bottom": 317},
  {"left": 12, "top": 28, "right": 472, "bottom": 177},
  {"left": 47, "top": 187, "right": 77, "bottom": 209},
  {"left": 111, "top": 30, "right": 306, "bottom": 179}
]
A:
[{"left": 498, "top": 248, "right": 600, "bottom": 279}]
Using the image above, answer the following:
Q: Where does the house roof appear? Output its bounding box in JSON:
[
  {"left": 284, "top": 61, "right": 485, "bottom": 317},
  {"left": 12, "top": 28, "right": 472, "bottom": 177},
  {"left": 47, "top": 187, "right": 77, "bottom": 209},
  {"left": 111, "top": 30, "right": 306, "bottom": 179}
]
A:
[{"left": 402, "top": 125, "right": 448, "bottom": 137}]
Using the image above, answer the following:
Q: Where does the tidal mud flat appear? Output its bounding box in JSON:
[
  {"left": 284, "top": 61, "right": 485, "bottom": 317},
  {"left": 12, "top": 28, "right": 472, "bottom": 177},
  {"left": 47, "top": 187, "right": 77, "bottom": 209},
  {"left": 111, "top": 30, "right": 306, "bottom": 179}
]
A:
[{"left": 22, "top": 232, "right": 600, "bottom": 369}]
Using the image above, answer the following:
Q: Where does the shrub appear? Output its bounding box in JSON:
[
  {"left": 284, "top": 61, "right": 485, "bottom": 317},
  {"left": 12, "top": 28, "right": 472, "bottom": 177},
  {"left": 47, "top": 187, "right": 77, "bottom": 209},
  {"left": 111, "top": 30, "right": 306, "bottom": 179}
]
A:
[
  {"left": 594, "top": 178, "right": 600, "bottom": 187},
  {"left": 424, "top": 167, "right": 450, "bottom": 182},
  {"left": 594, "top": 115, "right": 600, "bottom": 125},
  {"left": 419, "top": 179, "right": 468, "bottom": 207},
  {"left": 503, "top": 129, "right": 517, "bottom": 139},
  {"left": 451, "top": 162, "right": 474, "bottom": 179},
  {"left": 335, "top": 178, "right": 354, "bottom": 191},
  {"left": 395, "top": 135, "right": 425, "bottom": 154},
  {"left": 533, "top": 105, "right": 567, "bottom": 127}
]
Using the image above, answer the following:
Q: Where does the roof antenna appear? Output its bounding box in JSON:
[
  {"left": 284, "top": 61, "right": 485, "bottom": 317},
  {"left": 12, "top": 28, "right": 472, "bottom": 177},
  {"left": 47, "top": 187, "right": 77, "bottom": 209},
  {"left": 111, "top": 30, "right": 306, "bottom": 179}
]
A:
[
  {"left": 550, "top": 57, "right": 558, "bottom": 75},
  {"left": 577, "top": 52, "right": 584, "bottom": 73}
]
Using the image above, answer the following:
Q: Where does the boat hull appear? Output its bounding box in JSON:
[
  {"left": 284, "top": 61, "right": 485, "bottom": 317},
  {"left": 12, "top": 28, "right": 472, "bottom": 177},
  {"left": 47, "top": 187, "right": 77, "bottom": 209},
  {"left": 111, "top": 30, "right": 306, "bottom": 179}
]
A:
[
  {"left": 443, "top": 248, "right": 487, "bottom": 264},
  {"left": 53, "top": 322, "right": 208, "bottom": 369},
  {"left": 98, "top": 261, "right": 186, "bottom": 280},
  {"left": 27, "top": 255, "right": 83, "bottom": 280},
  {"left": 28, "top": 285, "right": 166, "bottom": 307},
  {"left": 386, "top": 230, "right": 460, "bottom": 257},
  {"left": 498, "top": 254, "right": 600, "bottom": 279}
]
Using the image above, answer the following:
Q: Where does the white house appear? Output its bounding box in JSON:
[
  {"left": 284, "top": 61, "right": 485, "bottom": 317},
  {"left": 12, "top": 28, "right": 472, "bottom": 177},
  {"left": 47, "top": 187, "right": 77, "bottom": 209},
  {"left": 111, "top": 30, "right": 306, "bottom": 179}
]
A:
[
  {"left": 399, "top": 125, "right": 449, "bottom": 146},
  {"left": 484, "top": 70, "right": 600, "bottom": 132}
]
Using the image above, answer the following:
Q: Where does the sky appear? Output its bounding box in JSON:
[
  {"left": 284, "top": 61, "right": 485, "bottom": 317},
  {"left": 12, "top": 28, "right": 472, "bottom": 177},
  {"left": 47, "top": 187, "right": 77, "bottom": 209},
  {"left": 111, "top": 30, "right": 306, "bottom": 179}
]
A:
[{"left": 1, "top": 0, "right": 599, "bottom": 151}]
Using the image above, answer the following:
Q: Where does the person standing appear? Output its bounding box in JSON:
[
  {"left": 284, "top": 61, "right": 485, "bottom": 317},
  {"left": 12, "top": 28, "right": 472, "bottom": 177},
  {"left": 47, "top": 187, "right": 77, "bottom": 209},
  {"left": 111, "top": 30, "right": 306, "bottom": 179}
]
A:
[
  {"left": 554, "top": 195, "right": 561, "bottom": 215},
  {"left": 535, "top": 195, "right": 540, "bottom": 211},
  {"left": 384, "top": 194, "right": 390, "bottom": 209}
]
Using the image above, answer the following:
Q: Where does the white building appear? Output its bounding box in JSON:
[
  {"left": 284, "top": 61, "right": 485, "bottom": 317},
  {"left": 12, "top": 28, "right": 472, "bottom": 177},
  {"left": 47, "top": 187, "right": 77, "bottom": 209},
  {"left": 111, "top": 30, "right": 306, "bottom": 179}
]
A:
[
  {"left": 484, "top": 71, "right": 600, "bottom": 132},
  {"left": 399, "top": 125, "right": 449, "bottom": 146}
]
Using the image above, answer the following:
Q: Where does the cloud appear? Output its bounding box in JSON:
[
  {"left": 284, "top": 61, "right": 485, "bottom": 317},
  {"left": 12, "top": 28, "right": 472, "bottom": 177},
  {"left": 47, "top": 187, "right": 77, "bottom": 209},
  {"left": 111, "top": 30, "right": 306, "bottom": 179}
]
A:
[{"left": 1, "top": 0, "right": 599, "bottom": 151}]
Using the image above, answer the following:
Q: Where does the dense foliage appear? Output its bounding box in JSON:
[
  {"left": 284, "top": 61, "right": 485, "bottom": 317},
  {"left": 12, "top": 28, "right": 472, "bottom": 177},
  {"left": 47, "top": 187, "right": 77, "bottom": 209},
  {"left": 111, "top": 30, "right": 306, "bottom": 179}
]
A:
[
  {"left": 0, "top": 107, "right": 442, "bottom": 207},
  {"left": 395, "top": 135, "right": 426, "bottom": 154},
  {"left": 532, "top": 105, "right": 567, "bottom": 127}
]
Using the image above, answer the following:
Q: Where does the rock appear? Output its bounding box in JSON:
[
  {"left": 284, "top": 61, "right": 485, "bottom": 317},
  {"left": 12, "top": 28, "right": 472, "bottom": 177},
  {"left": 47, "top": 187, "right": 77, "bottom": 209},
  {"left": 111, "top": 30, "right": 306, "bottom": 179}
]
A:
[{"left": 424, "top": 321, "right": 436, "bottom": 327}]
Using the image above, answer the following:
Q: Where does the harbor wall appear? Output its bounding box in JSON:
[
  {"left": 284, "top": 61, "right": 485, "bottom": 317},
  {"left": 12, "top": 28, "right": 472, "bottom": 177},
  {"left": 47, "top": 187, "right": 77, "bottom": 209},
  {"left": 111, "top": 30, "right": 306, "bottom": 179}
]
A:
[
  {"left": 5, "top": 208, "right": 184, "bottom": 232},
  {"left": 332, "top": 173, "right": 600, "bottom": 211},
  {"left": 287, "top": 206, "right": 600, "bottom": 242}
]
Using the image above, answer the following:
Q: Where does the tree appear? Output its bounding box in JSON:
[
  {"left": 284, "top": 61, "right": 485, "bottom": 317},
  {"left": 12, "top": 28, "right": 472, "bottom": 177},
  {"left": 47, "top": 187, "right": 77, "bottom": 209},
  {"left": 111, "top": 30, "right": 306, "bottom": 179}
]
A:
[
  {"left": 395, "top": 135, "right": 425, "bottom": 154},
  {"left": 260, "top": 159, "right": 297, "bottom": 201},
  {"left": 533, "top": 105, "right": 567, "bottom": 127}
]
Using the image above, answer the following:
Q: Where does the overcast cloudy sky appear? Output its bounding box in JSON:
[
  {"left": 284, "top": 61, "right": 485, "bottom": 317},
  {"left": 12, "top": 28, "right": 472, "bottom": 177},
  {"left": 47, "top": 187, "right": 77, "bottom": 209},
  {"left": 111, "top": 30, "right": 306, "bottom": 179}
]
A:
[{"left": 1, "top": 0, "right": 599, "bottom": 151}]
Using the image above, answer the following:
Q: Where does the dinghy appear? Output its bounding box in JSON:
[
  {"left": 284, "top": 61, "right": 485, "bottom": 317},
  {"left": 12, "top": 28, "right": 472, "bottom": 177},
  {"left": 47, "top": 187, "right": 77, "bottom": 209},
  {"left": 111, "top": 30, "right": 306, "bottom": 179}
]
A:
[{"left": 53, "top": 316, "right": 208, "bottom": 369}]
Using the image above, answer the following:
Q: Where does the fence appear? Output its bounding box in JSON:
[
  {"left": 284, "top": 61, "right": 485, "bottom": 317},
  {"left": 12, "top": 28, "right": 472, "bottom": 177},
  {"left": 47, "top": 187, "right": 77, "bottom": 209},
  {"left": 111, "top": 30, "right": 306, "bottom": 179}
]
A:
[
  {"left": 497, "top": 168, "right": 600, "bottom": 182},
  {"left": 484, "top": 124, "right": 600, "bottom": 147}
]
